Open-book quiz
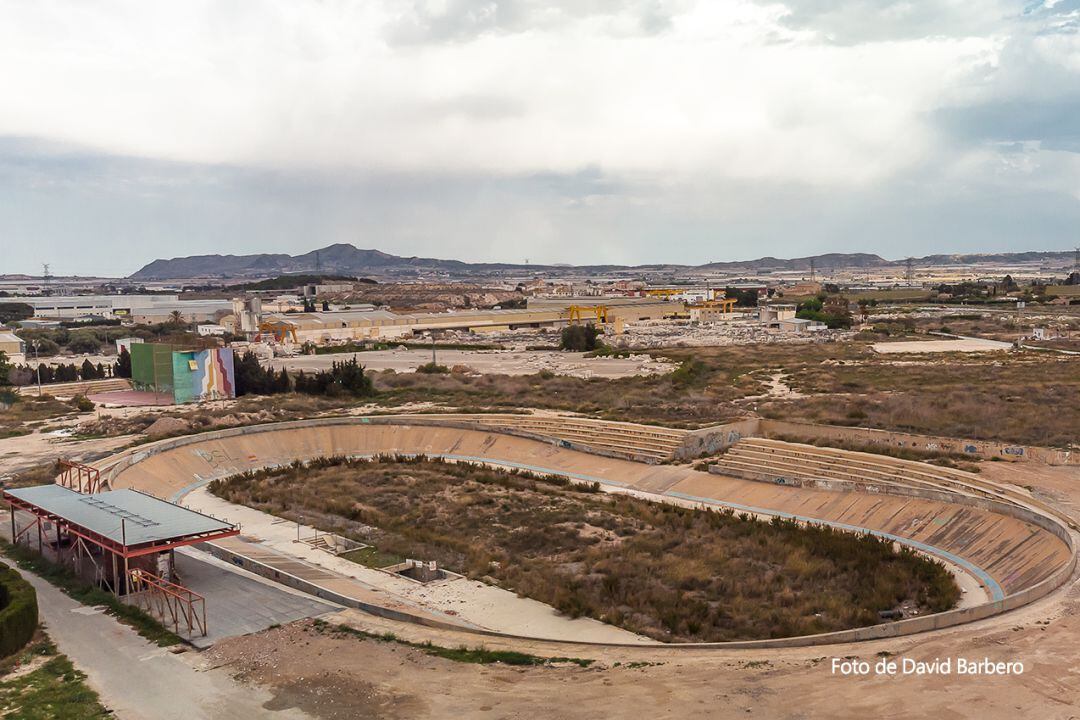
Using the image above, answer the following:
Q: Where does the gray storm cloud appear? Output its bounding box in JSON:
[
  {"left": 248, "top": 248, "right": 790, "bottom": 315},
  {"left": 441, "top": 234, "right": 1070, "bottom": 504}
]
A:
[{"left": 0, "top": 0, "right": 1077, "bottom": 274}]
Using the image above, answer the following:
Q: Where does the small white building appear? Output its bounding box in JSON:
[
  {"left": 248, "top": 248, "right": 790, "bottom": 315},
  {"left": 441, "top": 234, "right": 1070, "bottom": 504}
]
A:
[
  {"left": 759, "top": 304, "right": 797, "bottom": 324},
  {"left": 304, "top": 283, "right": 354, "bottom": 297},
  {"left": 115, "top": 337, "right": 144, "bottom": 354},
  {"left": 0, "top": 330, "right": 26, "bottom": 362},
  {"left": 689, "top": 305, "right": 734, "bottom": 323},
  {"left": 778, "top": 318, "right": 827, "bottom": 334},
  {"left": 197, "top": 324, "right": 227, "bottom": 336}
]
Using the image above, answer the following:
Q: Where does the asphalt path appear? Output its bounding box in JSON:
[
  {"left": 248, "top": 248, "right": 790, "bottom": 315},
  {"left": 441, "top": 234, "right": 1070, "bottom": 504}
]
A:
[{"left": 18, "top": 565, "right": 313, "bottom": 720}]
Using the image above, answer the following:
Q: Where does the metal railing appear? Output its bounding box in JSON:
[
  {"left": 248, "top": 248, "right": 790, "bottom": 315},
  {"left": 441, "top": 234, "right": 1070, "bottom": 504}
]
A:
[{"left": 127, "top": 568, "right": 207, "bottom": 638}]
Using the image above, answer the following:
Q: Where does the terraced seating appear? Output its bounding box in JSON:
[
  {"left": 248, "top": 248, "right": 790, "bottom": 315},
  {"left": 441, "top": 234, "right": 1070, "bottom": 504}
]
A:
[
  {"left": 96, "top": 416, "right": 1077, "bottom": 644},
  {"left": 397, "top": 413, "right": 688, "bottom": 461},
  {"left": 713, "top": 437, "right": 1062, "bottom": 519},
  {"left": 16, "top": 377, "right": 132, "bottom": 397}
]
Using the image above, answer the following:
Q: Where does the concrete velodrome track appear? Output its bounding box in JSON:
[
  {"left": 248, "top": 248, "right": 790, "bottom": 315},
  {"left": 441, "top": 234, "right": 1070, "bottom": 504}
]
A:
[{"left": 92, "top": 415, "right": 1077, "bottom": 650}]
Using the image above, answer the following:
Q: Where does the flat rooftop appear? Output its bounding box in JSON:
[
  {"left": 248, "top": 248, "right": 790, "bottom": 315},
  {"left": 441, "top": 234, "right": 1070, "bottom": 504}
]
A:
[{"left": 3, "top": 485, "right": 235, "bottom": 548}]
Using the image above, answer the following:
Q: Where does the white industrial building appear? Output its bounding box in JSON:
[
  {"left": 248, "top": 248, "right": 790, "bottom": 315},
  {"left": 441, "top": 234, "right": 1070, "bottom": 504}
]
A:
[
  {"left": 8, "top": 295, "right": 232, "bottom": 323},
  {"left": 0, "top": 330, "right": 27, "bottom": 362}
]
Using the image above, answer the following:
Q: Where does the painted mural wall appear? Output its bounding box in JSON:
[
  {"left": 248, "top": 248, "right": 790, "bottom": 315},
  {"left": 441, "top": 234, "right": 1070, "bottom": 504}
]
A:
[{"left": 171, "top": 348, "right": 236, "bottom": 403}]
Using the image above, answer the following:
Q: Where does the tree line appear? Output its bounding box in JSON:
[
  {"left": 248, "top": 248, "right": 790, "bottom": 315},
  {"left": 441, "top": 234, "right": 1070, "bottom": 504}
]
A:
[
  {"left": 4, "top": 347, "right": 132, "bottom": 386},
  {"left": 233, "top": 352, "right": 373, "bottom": 398}
]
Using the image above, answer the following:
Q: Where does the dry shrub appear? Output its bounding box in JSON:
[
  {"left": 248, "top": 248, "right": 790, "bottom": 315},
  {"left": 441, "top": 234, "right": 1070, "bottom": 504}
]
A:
[{"left": 211, "top": 456, "right": 959, "bottom": 642}]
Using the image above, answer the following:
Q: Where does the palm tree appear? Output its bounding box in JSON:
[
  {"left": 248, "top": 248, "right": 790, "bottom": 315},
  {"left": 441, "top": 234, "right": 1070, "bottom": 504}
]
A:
[{"left": 169, "top": 310, "right": 185, "bottom": 327}]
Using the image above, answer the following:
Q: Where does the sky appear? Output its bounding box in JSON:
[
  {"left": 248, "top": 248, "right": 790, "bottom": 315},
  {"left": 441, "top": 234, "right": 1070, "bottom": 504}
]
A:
[{"left": 1, "top": 0, "right": 1079, "bottom": 276}]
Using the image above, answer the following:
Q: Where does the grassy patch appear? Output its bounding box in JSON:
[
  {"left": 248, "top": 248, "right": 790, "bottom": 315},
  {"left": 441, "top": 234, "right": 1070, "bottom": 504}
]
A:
[
  {"left": 0, "top": 395, "right": 81, "bottom": 439},
  {"left": 0, "top": 636, "right": 112, "bottom": 719},
  {"left": 311, "top": 619, "right": 594, "bottom": 667},
  {"left": 763, "top": 349, "right": 1079, "bottom": 448},
  {"left": 0, "top": 540, "right": 182, "bottom": 647},
  {"left": 214, "top": 456, "right": 959, "bottom": 642},
  {"left": 337, "top": 546, "right": 404, "bottom": 568},
  {"left": 1, "top": 462, "right": 61, "bottom": 490}
]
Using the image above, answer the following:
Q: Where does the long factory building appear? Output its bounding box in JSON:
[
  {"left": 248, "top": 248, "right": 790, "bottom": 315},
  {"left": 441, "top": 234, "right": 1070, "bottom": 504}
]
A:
[{"left": 254, "top": 298, "right": 677, "bottom": 344}]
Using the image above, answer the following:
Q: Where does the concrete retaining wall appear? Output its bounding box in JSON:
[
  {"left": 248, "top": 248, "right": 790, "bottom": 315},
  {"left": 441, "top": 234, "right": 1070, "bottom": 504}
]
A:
[
  {"left": 674, "top": 419, "right": 762, "bottom": 460},
  {"left": 760, "top": 419, "right": 1077, "bottom": 466},
  {"left": 202, "top": 542, "right": 472, "bottom": 634}
]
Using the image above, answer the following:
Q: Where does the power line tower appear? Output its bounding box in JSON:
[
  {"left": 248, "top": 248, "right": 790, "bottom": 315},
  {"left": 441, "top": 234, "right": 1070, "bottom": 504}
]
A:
[
  {"left": 1073, "top": 246, "right": 1079, "bottom": 272},
  {"left": 42, "top": 263, "right": 52, "bottom": 296},
  {"left": 314, "top": 250, "right": 322, "bottom": 273},
  {"left": 809, "top": 258, "right": 816, "bottom": 282},
  {"left": 905, "top": 257, "right": 914, "bottom": 285}
]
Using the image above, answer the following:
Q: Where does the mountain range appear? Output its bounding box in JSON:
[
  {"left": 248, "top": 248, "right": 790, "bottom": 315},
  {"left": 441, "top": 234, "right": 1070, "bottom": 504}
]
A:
[{"left": 128, "top": 243, "right": 1076, "bottom": 280}]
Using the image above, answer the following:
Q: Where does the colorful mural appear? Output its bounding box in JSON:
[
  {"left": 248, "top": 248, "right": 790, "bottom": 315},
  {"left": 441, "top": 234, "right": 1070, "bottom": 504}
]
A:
[{"left": 171, "top": 348, "right": 235, "bottom": 403}]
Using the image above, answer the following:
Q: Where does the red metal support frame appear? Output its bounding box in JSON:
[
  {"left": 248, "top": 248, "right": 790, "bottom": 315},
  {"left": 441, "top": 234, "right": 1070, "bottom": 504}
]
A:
[
  {"left": 128, "top": 568, "right": 208, "bottom": 637},
  {"left": 2, "top": 494, "right": 239, "bottom": 560},
  {"left": 57, "top": 459, "right": 104, "bottom": 494}
]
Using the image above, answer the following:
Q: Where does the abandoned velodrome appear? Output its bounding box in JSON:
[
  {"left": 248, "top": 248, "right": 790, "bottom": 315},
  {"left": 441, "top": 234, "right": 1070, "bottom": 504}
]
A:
[{"left": 36, "top": 413, "right": 1077, "bottom": 651}]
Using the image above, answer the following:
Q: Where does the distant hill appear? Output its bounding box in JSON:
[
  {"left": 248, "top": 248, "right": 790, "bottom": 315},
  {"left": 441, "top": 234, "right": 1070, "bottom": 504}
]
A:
[
  {"left": 238, "top": 274, "right": 377, "bottom": 291},
  {"left": 697, "top": 253, "right": 887, "bottom": 271},
  {"left": 907, "top": 252, "right": 1073, "bottom": 266},
  {"left": 128, "top": 244, "right": 1077, "bottom": 280}
]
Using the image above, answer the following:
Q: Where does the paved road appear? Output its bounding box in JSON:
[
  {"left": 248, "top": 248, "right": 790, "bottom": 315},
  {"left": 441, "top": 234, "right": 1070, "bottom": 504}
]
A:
[
  {"left": 175, "top": 547, "right": 338, "bottom": 649},
  {"left": 20, "top": 566, "right": 313, "bottom": 720}
]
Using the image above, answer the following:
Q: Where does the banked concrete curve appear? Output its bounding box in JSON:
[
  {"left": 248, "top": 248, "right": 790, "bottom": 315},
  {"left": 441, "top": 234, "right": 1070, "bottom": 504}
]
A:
[{"left": 92, "top": 415, "right": 1077, "bottom": 649}]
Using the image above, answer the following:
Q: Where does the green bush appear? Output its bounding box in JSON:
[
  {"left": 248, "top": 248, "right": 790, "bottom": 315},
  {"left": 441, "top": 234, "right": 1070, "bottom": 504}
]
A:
[
  {"left": 66, "top": 334, "right": 103, "bottom": 354},
  {"left": 415, "top": 362, "right": 450, "bottom": 374},
  {"left": 670, "top": 358, "right": 708, "bottom": 386},
  {"left": 0, "top": 561, "right": 39, "bottom": 658},
  {"left": 560, "top": 323, "right": 601, "bottom": 351}
]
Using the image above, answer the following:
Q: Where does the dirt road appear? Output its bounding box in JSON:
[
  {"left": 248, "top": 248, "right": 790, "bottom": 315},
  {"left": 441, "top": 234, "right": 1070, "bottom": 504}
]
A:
[{"left": 264, "top": 348, "right": 672, "bottom": 378}]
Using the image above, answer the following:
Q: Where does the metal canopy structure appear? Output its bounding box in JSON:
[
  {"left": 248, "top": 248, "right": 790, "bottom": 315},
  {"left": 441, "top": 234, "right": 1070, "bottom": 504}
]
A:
[
  {"left": 4, "top": 485, "right": 238, "bottom": 559},
  {"left": 4, "top": 484, "right": 239, "bottom": 639}
]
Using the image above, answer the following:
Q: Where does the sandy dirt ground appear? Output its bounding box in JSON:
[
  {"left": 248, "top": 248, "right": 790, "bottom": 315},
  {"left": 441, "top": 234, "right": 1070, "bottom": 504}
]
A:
[
  {"left": 872, "top": 338, "right": 1013, "bottom": 353},
  {"left": 0, "top": 413, "right": 138, "bottom": 477},
  {"left": 264, "top": 349, "right": 673, "bottom": 378},
  {"left": 204, "top": 579, "right": 1080, "bottom": 720}
]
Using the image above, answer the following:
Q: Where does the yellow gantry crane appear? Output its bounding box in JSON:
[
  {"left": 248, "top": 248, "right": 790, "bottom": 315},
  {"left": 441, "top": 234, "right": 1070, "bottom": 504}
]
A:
[
  {"left": 688, "top": 298, "right": 738, "bottom": 313},
  {"left": 254, "top": 320, "right": 299, "bottom": 344},
  {"left": 567, "top": 305, "right": 609, "bottom": 324}
]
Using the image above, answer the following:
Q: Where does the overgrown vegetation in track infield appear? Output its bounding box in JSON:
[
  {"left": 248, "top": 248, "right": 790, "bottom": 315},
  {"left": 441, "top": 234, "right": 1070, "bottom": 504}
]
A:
[{"left": 211, "top": 455, "right": 960, "bottom": 643}]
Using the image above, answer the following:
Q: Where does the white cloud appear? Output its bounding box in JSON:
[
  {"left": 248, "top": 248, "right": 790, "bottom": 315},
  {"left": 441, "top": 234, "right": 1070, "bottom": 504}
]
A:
[
  {"left": 0, "top": 0, "right": 1078, "bottom": 273},
  {"left": 0, "top": 0, "right": 995, "bottom": 185}
]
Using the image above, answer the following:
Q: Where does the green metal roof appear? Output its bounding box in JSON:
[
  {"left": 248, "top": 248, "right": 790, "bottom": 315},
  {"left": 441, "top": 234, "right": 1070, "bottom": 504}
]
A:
[{"left": 4, "top": 485, "right": 234, "bottom": 547}]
